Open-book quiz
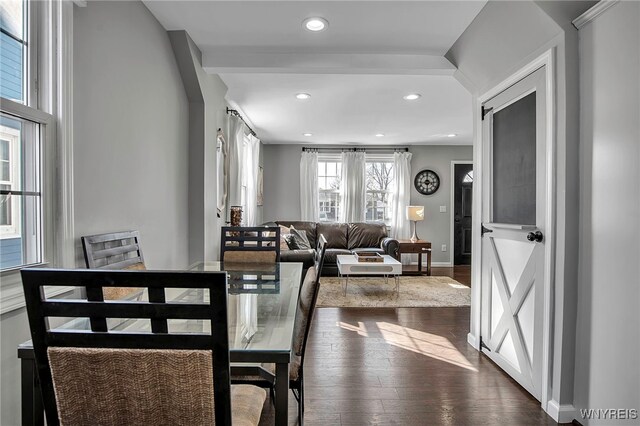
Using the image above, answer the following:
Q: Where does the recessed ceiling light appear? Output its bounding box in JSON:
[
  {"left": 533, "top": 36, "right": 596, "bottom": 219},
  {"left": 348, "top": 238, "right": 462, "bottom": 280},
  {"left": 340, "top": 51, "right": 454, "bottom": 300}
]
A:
[
  {"left": 303, "top": 17, "right": 328, "bottom": 32},
  {"left": 447, "top": 133, "right": 457, "bottom": 138},
  {"left": 296, "top": 93, "right": 311, "bottom": 100},
  {"left": 403, "top": 93, "right": 421, "bottom": 101},
  {"left": 303, "top": 133, "right": 313, "bottom": 137},
  {"left": 375, "top": 133, "right": 385, "bottom": 137}
]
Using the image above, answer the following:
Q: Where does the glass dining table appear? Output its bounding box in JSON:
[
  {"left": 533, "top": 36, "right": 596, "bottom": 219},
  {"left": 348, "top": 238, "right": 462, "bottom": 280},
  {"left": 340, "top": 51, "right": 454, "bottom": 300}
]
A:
[{"left": 17, "top": 261, "right": 303, "bottom": 426}]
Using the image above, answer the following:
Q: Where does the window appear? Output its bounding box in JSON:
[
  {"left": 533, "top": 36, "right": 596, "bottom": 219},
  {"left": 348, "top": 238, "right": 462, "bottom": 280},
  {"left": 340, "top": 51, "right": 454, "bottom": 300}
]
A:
[
  {"left": 0, "top": 0, "right": 26, "bottom": 103},
  {"left": 0, "top": 1, "right": 52, "bottom": 272},
  {"left": 365, "top": 159, "right": 394, "bottom": 224},
  {"left": 318, "top": 158, "right": 341, "bottom": 221},
  {"left": 316, "top": 154, "right": 395, "bottom": 225},
  {"left": 0, "top": 121, "right": 20, "bottom": 233}
]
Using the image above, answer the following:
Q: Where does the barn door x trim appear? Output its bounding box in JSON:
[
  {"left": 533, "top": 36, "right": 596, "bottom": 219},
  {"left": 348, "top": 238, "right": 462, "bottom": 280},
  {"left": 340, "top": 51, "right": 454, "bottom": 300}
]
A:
[{"left": 468, "top": 49, "right": 556, "bottom": 413}]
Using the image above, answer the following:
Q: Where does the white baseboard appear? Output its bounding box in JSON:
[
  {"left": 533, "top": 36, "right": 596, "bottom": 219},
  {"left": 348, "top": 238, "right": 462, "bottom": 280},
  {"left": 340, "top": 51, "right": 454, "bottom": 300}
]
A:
[
  {"left": 407, "top": 261, "right": 453, "bottom": 267},
  {"left": 467, "top": 333, "right": 479, "bottom": 350},
  {"left": 547, "top": 400, "right": 576, "bottom": 424},
  {"left": 432, "top": 261, "right": 453, "bottom": 267}
]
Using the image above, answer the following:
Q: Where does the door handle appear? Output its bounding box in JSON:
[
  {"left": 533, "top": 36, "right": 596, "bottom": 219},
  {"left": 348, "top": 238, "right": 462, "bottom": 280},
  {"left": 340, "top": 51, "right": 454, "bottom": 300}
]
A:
[{"left": 526, "top": 231, "right": 543, "bottom": 243}]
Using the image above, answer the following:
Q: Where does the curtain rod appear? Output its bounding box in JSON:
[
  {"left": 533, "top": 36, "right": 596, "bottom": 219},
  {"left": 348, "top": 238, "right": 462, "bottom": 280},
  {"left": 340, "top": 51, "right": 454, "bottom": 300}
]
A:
[
  {"left": 226, "top": 108, "right": 257, "bottom": 137},
  {"left": 302, "top": 147, "right": 409, "bottom": 153}
]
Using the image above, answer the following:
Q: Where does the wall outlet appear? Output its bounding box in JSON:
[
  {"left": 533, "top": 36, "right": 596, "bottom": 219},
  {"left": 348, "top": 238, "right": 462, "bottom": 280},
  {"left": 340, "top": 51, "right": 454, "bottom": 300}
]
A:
[
  {"left": 440, "top": 205, "right": 447, "bottom": 213},
  {"left": 441, "top": 244, "right": 447, "bottom": 252}
]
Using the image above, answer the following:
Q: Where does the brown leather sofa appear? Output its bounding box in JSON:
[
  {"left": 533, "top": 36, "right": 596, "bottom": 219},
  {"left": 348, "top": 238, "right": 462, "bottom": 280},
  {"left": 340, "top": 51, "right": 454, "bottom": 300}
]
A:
[{"left": 264, "top": 221, "right": 399, "bottom": 276}]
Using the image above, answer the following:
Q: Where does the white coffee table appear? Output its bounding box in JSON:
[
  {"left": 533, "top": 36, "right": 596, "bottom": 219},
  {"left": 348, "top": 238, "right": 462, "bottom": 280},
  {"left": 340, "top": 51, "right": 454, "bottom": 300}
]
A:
[{"left": 336, "top": 254, "right": 403, "bottom": 296}]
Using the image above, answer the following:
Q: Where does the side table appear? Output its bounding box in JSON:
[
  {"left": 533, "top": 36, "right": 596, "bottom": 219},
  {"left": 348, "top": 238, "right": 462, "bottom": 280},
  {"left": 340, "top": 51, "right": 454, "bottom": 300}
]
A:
[{"left": 396, "top": 240, "right": 432, "bottom": 276}]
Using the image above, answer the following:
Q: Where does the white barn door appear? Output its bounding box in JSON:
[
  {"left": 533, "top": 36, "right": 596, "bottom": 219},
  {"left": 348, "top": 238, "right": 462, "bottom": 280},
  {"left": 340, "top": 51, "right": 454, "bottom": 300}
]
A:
[{"left": 480, "top": 67, "right": 547, "bottom": 400}]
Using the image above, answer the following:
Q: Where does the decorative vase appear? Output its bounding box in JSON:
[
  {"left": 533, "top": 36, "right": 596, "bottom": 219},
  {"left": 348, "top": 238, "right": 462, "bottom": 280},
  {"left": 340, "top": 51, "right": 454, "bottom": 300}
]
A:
[{"left": 230, "top": 206, "right": 243, "bottom": 227}]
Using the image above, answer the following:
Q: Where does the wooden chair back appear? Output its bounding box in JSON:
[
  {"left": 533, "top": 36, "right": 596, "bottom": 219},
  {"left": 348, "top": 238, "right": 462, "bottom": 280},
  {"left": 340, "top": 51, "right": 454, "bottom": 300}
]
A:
[
  {"left": 314, "top": 234, "right": 328, "bottom": 278},
  {"left": 21, "top": 268, "right": 232, "bottom": 426},
  {"left": 220, "top": 226, "right": 280, "bottom": 263},
  {"left": 81, "top": 230, "right": 145, "bottom": 270},
  {"left": 81, "top": 231, "right": 146, "bottom": 300}
]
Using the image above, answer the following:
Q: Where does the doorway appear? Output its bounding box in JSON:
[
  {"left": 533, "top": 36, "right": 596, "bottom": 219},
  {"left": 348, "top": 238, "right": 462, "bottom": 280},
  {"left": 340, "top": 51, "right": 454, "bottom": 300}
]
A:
[{"left": 453, "top": 162, "right": 473, "bottom": 266}]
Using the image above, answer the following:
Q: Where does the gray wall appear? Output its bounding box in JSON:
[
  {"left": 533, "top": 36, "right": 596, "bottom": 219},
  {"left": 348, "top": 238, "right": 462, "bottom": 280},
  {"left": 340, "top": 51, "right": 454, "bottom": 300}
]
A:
[
  {"left": 410, "top": 146, "right": 472, "bottom": 264},
  {"left": 262, "top": 144, "right": 472, "bottom": 264},
  {"left": 168, "top": 30, "right": 229, "bottom": 263},
  {"left": 73, "top": 0, "right": 189, "bottom": 269},
  {"left": 446, "top": 1, "right": 561, "bottom": 95},
  {"left": 575, "top": 2, "right": 640, "bottom": 424},
  {"left": 0, "top": 305, "right": 33, "bottom": 425},
  {"left": 263, "top": 144, "right": 303, "bottom": 222},
  {"left": 0, "top": 2, "right": 190, "bottom": 424}
]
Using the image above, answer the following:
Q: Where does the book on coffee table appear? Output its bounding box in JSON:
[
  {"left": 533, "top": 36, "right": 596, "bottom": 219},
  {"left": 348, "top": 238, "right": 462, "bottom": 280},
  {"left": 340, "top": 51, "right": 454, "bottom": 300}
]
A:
[{"left": 354, "top": 252, "right": 384, "bottom": 262}]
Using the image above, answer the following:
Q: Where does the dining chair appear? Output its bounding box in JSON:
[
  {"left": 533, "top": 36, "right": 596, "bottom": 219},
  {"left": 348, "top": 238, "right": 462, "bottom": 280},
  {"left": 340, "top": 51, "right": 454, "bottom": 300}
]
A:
[
  {"left": 232, "top": 234, "right": 328, "bottom": 424},
  {"left": 21, "top": 268, "right": 267, "bottom": 426},
  {"left": 220, "top": 226, "right": 280, "bottom": 263},
  {"left": 81, "top": 230, "right": 146, "bottom": 300}
]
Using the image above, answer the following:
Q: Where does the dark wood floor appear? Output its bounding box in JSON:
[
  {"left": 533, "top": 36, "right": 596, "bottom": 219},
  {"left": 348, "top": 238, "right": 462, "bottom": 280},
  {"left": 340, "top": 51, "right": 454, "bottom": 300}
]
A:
[
  {"left": 258, "top": 304, "right": 558, "bottom": 425},
  {"left": 432, "top": 265, "right": 472, "bottom": 286}
]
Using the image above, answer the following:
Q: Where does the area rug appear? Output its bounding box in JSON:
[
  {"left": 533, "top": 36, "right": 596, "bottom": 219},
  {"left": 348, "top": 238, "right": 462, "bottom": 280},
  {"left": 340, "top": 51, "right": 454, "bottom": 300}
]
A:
[{"left": 317, "top": 275, "right": 471, "bottom": 308}]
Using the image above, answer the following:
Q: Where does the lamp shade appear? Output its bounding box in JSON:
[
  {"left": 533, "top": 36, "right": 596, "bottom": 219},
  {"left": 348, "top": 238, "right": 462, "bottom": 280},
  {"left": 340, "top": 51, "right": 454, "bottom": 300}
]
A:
[{"left": 406, "top": 206, "right": 425, "bottom": 221}]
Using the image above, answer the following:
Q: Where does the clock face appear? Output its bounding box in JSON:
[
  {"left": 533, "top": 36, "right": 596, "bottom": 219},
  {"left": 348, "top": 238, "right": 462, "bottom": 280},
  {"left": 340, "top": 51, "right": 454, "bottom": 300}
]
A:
[{"left": 414, "top": 169, "right": 440, "bottom": 195}]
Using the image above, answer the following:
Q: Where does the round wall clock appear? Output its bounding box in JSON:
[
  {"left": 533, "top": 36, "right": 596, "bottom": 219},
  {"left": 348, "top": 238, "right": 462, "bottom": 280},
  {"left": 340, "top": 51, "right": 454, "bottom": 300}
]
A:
[{"left": 414, "top": 169, "right": 440, "bottom": 195}]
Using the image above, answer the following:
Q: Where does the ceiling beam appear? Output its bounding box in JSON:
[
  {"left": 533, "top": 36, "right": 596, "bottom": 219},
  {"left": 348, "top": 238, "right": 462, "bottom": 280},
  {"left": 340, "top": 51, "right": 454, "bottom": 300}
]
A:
[{"left": 202, "top": 51, "right": 456, "bottom": 75}]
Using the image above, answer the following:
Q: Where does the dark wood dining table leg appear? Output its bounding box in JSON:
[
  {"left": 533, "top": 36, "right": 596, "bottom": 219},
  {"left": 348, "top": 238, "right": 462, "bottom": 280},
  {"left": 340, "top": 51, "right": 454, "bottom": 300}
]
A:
[
  {"left": 275, "top": 362, "right": 289, "bottom": 426},
  {"left": 21, "top": 358, "right": 43, "bottom": 426}
]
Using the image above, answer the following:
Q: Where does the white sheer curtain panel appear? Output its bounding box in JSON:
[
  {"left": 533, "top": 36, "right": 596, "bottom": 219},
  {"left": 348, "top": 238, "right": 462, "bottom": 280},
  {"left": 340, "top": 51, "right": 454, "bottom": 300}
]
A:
[
  {"left": 244, "top": 134, "right": 261, "bottom": 226},
  {"left": 340, "top": 151, "right": 366, "bottom": 223},
  {"left": 390, "top": 151, "right": 413, "bottom": 239},
  {"left": 228, "top": 115, "right": 245, "bottom": 208},
  {"left": 300, "top": 150, "right": 319, "bottom": 222}
]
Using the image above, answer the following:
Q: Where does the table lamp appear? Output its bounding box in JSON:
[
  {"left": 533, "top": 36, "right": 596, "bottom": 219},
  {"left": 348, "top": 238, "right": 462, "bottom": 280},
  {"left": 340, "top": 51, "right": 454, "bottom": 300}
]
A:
[{"left": 406, "top": 206, "right": 425, "bottom": 243}]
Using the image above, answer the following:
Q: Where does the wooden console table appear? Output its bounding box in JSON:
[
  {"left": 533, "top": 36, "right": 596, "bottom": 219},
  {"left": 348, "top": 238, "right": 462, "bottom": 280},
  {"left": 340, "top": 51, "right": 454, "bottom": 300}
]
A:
[{"left": 396, "top": 240, "right": 432, "bottom": 276}]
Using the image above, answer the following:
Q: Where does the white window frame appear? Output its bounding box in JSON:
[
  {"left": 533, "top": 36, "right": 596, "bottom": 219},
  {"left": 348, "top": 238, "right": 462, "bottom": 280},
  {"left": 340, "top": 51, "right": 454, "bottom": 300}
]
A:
[
  {"left": 315, "top": 153, "right": 396, "bottom": 224},
  {"left": 317, "top": 154, "right": 342, "bottom": 222},
  {"left": 0, "top": 128, "right": 21, "bottom": 237},
  {"left": 0, "top": 0, "right": 75, "bottom": 313},
  {"left": 365, "top": 154, "right": 394, "bottom": 225}
]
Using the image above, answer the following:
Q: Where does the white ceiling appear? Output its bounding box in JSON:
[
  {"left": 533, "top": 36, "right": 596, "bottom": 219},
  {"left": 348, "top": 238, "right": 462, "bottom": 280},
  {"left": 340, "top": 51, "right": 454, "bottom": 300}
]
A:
[{"left": 143, "top": 1, "right": 487, "bottom": 145}]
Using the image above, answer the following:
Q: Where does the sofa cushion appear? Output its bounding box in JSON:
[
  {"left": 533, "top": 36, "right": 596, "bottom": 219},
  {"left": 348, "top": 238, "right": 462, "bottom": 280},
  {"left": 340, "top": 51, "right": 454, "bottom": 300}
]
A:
[
  {"left": 347, "top": 222, "right": 388, "bottom": 250},
  {"left": 280, "top": 249, "right": 315, "bottom": 269},
  {"left": 317, "top": 223, "right": 349, "bottom": 249},
  {"left": 276, "top": 221, "right": 317, "bottom": 247},
  {"left": 323, "top": 248, "right": 352, "bottom": 265}
]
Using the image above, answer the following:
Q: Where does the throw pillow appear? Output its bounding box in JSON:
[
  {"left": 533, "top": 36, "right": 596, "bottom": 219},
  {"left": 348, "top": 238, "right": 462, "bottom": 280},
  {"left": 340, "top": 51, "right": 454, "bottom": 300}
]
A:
[
  {"left": 279, "top": 225, "right": 291, "bottom": 250},
  {"left": 290, "top": 226, "right": 312, "bottom": 250},
  {"left": 284, "top": 233, "right": 299, "bottom": 250}
]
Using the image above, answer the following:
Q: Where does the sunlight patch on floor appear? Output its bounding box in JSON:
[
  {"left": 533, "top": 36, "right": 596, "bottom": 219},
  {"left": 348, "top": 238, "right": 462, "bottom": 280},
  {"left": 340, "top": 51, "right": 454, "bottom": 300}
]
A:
[
  {"left": 376, "top": 322, "right": 478, "bottom": 372},
  {"left": 337, "top": 321, "right": 369, "bottom": 337},
  {"left": 447, "top": 282, "right": 469, "bottom": 289}
]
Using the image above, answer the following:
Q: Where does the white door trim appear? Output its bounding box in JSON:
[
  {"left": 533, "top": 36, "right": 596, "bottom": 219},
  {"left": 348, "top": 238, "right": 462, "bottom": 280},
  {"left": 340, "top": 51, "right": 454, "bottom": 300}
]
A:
[
  {"left": 469, "top": 48, "right": 556, "bottom": 414},
  {"left": 450, "top": 160, "right": 473, "bottom": 267}
]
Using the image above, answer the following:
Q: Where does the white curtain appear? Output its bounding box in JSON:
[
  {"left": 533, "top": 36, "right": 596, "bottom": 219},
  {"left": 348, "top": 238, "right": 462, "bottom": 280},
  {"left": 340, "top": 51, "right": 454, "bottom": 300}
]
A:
[
  {"left": 228, "top": 115, "right": 245, "bottom": 208},
  {"left": 300, "top": 150, "right": 319, "bottom": 222},
  {"left": 244, "top": 134, "right": 260, "bottom": 226},
  {"left": 390, "top": 151, "right": 413, "bottom": 239},
  {"left": 340, "top": 151, "right": 366, "bottom": 223}
]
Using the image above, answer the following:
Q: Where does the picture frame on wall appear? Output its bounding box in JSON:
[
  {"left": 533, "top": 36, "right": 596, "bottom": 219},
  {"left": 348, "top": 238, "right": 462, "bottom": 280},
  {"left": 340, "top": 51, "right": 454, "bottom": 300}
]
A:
[{"left": 257, "top": 166, "right": 264, "bottom": 206}]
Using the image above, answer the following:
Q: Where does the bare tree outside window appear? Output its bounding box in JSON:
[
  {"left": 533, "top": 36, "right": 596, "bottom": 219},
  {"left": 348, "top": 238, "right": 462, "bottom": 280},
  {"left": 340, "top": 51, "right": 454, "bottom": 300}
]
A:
[
  {"left": 316, "top": 157, "right": 395, "bottom": 224},
  {"left": 366, "top": 161, "right": 394, "bottom": 223}
]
